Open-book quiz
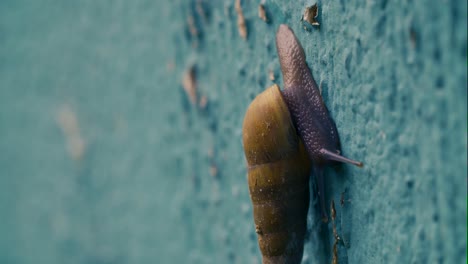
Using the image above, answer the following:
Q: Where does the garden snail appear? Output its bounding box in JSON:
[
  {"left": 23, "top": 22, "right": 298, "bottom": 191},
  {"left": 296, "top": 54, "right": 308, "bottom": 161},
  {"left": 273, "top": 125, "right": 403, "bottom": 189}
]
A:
[{"left": 242, "top": 24, "right": 363, "bottom": 264}]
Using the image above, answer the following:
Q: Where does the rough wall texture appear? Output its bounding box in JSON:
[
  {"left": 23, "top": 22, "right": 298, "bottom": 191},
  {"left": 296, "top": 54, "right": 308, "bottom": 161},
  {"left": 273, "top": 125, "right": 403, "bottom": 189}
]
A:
[{"left": 0, "top": 0, "right": 466, "bottom": 263}]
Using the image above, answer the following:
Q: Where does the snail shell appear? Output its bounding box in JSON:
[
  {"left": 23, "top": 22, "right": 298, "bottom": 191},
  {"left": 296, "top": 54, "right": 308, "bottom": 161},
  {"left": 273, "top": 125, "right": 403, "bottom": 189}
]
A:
[{"left": 243, "top": 84, "right": 311, "bottom": 264}]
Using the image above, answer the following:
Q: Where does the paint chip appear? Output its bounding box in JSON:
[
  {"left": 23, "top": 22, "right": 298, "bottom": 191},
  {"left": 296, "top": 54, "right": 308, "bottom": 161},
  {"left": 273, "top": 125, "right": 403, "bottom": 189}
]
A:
[
  {"left": 210, "top": 164, "right": 218, "bottom": 178},
  {"left": 182, "top": 65, "right": 197, "bottom": 105},
  {"left": 196, "top": 0, "right": 208, "bottom": 23},
  {"left": 56, "top": 105, "right": 86, "bottom": 160},
  {"left": 258, "top": 4, "right": 268, "bottom": 23},
  {"left": 301, "top": 3, "right": 320, "bottom": 29},
  {"left": 331, "top": 200, "right": 340, "bottom": 264},
  {"left": 235, "top": 0, "right": 247, "bottom": 40},
  {"left": 199, "top": 95, "right": 208, "bottom": 109},
  {"left": 268, "top": 69, "right": 275, "bottom": 81},
  {"left": 187, "top": 15, "right": 198, "bottom": 38}
]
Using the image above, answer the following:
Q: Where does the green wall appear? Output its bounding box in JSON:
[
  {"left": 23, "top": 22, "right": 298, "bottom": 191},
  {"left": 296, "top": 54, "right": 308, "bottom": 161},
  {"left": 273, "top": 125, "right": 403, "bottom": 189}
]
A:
[{"left": 0, "top": 1, "right": 466, "bottom": 263}]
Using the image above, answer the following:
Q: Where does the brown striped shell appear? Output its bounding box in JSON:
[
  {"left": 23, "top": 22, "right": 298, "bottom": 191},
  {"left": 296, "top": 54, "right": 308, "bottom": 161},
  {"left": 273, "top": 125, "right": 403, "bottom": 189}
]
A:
[{"left": 242, "top": 84, "right": 311, "bottom": 264}]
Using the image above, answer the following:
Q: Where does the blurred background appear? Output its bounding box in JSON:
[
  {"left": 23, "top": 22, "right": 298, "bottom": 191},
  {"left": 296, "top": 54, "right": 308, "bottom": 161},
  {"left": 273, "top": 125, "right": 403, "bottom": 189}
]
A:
[{"left": 0, "top": 1, "right": 466, "bottom": 263}]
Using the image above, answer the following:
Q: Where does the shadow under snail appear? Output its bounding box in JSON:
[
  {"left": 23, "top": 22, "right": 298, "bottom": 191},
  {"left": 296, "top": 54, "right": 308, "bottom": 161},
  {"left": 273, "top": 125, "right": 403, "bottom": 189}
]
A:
[{"left": 242, "top": 24, "right": 363, "bottom": 264}]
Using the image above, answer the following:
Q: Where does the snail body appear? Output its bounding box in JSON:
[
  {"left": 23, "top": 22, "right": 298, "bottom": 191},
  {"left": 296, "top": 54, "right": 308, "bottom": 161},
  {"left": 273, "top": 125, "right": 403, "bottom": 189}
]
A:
[
  {"left": 242, "top": 24, "right": 362, "bottom": 264},
  {"left": 276, "top": 24, "right": 363, "bottom": 222}
]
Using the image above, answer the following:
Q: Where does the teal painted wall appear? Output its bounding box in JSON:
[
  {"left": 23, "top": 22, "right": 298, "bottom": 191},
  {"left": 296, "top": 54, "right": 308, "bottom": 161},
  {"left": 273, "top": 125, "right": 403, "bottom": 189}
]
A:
[{"left": 0, "top": 1, "right": 466, "bottom": 263}]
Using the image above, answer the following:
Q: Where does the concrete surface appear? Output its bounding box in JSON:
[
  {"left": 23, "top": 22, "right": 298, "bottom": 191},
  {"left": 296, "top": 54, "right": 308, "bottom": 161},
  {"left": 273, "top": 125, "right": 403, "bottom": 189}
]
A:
[{"left": 0, "top": 0, "right": 466, "bottom": 263}]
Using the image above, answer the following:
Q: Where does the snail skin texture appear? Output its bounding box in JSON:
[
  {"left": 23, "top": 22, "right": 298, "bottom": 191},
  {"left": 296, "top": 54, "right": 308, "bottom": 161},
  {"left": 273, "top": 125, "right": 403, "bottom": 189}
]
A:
[{"left": 242, "top": 24, "right": 362, "bottom": 264}]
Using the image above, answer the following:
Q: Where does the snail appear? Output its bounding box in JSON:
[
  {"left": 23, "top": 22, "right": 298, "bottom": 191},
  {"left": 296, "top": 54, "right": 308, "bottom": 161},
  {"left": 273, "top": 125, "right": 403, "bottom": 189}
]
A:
[{"left": 242, "top": 24, "right": 363, "bottom": 264}]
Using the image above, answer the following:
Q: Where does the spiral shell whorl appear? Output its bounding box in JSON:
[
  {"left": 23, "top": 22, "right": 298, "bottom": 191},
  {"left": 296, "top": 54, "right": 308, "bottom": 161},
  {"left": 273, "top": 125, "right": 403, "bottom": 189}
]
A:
[{"left": 242, "top": 85, "right": 311, "bottom": 264}]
